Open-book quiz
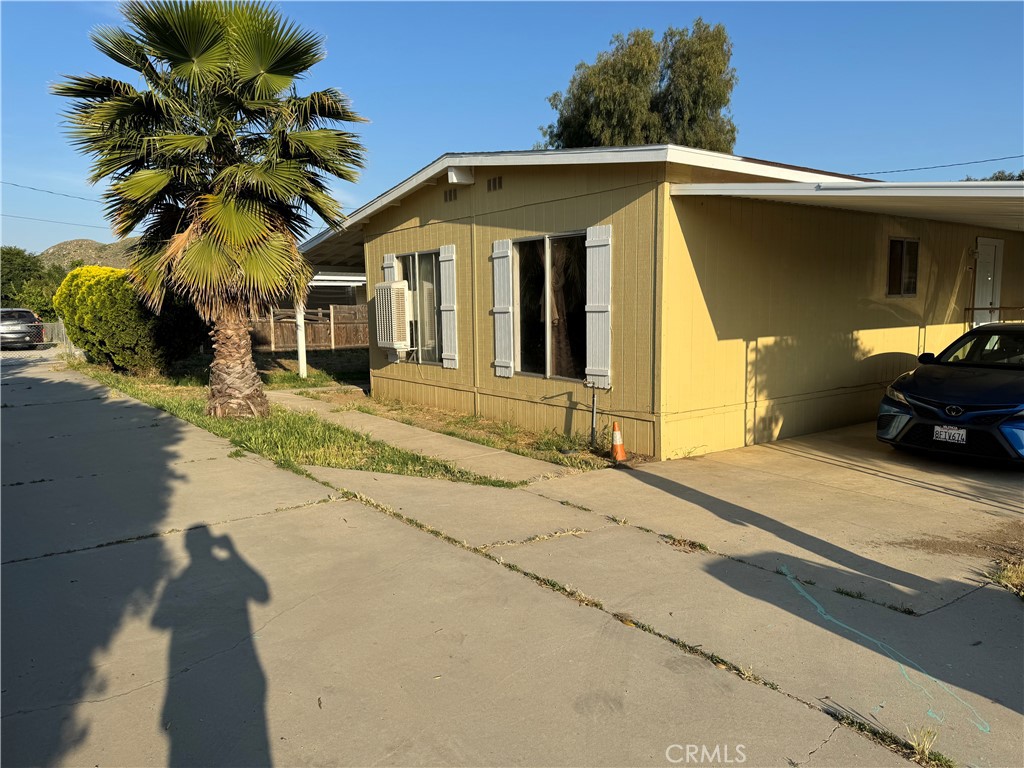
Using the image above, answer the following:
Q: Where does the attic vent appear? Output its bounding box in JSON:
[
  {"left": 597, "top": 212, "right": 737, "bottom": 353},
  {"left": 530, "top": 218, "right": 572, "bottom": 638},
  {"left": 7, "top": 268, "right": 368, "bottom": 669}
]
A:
[
  {"left": 444, "top": 189, "right": 458, "bottom": 203},
  {"left": 487, "top": 176, "right": 503, "bottom": 192},
  {"left": 374, "top": 280, "right": 411, "bottom": 352}
]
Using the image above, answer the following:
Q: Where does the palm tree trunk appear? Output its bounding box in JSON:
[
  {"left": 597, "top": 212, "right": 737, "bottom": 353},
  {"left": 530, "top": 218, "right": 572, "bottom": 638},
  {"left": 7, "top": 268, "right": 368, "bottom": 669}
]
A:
[{"left": 207, "top": 307, "right": 269, "bottom": 418}]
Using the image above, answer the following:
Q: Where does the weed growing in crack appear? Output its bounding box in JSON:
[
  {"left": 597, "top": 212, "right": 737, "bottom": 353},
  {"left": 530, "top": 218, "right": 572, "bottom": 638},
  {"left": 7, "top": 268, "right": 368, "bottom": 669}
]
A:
[
  {"left": 887, "top": 602, "right": 918, "bottom": 616},
  {"left": 662, "top": 535, "right": 709, "bottom": 552},
  {"left": 824, "top": 711, "right": 956, "bottom": 768},
  {"left": 834, "top": 587, "right": 866, "bottom": 600},
  {"left": 905, "top": 727, "right": 940, "bottom": 764}
]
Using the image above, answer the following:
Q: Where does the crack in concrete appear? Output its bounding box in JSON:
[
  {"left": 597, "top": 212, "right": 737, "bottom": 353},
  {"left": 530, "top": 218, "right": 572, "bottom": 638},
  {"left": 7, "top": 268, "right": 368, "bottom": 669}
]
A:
[
  {"left": 789, "top": 723, "right": 840, "bottom": 767},
  {"left": 479, "top": 528, "right": 590, "bottom": 552},
  {"left": 0, "top": 395, "right": 106, "bottom": 408},
  {"left": 0, "top": 583, "right": 333, "bottom": 720},
  {"left": 1, "top": 498, "right": 339, "bottom": 565},
  {"left": 340, "top": 483, "right": 951, "bottom": 767}
]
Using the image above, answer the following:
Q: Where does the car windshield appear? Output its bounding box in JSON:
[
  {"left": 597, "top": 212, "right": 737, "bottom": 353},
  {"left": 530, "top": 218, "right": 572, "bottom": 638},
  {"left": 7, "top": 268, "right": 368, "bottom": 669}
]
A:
[
  {"left": 1, "top": 310, "right": 37, "bottom": 322},
  {"left": 938, "top": 330, "right": 1024, "bottom": 368}
]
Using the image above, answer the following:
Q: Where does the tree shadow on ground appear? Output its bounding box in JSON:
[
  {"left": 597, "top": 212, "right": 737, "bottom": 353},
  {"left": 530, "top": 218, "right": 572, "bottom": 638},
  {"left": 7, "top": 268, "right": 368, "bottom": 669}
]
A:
[
  {"left": 0, "top": 361, "right": 273, "bottom": 766},
  {"left": 625, "top": 467, "right": 1024, "bottom": 731}
]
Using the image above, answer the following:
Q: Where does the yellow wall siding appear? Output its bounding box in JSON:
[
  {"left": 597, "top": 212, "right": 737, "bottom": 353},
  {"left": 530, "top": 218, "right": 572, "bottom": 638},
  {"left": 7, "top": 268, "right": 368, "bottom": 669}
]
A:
[
  {"left": 659, "top": 194, "right": 1024, "bottom": 458},
  {"left": 363, "top": 164, "right": 663, "bottom": 456}
]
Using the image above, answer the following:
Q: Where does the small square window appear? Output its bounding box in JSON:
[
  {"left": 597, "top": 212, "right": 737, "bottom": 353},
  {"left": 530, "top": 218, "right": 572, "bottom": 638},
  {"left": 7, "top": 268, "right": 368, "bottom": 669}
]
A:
[{"left": 887, "top": 238, "right": 919, "bottom": 297}]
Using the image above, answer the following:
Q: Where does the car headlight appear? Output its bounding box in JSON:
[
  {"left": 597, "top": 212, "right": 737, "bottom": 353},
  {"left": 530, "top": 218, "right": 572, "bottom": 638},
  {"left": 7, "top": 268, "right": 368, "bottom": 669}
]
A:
[{"left": 885, "top": 384, "right": 909, "bottom": 406}]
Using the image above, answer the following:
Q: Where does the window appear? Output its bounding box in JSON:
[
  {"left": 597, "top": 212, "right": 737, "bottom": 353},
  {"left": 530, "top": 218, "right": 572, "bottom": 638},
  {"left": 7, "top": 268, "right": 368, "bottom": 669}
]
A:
[
  {"left": 491, "top": 226, "right": 610, "bottom": 387},
  {"left": 512, "top": 234, "right": 588, "bottom": 380},
  {"left": 398, "top": 251, "right": 443, "bottom": 363},
  {"left": 887, "top": 238, "right": 919, "bottom": 296},
  {"left": 939, "top": 330, "right": 1024, "bottom": 367}
]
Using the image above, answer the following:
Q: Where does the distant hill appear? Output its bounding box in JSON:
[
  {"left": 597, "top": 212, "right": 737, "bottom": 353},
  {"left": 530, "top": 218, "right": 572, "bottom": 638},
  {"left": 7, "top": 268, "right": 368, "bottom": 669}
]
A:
[{"left": 39, "top": 238, "right": 138, "bottom": 270}]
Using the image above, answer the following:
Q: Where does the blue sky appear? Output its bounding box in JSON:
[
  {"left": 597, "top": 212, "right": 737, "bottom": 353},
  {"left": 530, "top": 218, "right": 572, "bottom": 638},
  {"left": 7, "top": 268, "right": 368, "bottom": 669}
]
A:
[{"left": 2, "top": 1, "right": 1022, "bottom": 253}]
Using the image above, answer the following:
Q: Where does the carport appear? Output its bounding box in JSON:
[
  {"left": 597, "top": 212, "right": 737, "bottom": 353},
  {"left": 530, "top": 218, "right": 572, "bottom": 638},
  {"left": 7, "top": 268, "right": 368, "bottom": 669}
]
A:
[{"left": 672, "top": 180, "right": 1024, "bottom": 325}]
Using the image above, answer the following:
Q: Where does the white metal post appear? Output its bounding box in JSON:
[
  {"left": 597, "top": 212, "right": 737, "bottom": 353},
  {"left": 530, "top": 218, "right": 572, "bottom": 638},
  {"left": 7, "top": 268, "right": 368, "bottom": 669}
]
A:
[{"left": 296, "top": 301, "right": 308, "bottom": 379}]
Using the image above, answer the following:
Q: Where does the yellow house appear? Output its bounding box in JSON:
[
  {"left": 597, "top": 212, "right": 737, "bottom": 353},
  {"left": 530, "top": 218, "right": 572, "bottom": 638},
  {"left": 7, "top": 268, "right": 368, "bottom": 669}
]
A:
[{"left": 302, "top": 146, "right": 1024, "bottom": 460}]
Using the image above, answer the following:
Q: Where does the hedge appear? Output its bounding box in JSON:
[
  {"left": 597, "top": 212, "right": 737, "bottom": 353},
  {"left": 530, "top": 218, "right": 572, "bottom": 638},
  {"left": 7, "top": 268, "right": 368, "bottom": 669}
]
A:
[{"left": 53, "top": 266, "right": 208, "bottom": 374}]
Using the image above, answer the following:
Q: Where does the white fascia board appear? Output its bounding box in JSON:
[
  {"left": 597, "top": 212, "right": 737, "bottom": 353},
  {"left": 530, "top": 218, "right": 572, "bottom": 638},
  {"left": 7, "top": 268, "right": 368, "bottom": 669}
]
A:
[
  {"left": 671, "top": 181, "right": 1024, "bottom": 199},
  {"left": 663, "top": 147, "right": 851, "bottom": 183}
]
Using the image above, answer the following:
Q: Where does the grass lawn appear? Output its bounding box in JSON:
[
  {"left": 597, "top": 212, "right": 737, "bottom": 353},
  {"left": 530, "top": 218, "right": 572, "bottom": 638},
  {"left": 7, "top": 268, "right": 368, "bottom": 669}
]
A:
[{"left": 72, "top": 359, "right": 519, "bottom": 488}]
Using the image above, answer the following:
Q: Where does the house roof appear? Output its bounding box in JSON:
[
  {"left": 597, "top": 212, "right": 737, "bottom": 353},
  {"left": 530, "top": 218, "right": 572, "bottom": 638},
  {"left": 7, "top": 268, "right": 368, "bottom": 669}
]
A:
[
  {"left": 301, "top": 146, "right": 1024, "bottom": 265},
  {"left": 670, "top": 181, "right": 1024, "bottom": 232}
]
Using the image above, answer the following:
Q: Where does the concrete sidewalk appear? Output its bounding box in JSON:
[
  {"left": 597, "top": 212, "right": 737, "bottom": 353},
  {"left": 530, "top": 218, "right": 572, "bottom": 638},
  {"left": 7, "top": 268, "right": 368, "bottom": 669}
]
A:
[
  {"left": 2, "top": 363, "right": 909, "bottom": 767},
  {"left": 267, "top": 389, "right": 572, "bottom": 484}
]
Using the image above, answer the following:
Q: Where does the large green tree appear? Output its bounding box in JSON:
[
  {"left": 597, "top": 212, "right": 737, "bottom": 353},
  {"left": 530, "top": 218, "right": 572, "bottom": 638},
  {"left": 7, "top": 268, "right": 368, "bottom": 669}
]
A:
[
  {"left": 541, "top": 20, "right": 737, "bottom": 152},
  {"left": 1, "top": 245, "right": 43, "bottom": 304},
  {"left": 963, "top": 170, "right": 1024, "bottom": 181},
  {"left": 54, "top": 0, "right": 365, "bottom": 417}
]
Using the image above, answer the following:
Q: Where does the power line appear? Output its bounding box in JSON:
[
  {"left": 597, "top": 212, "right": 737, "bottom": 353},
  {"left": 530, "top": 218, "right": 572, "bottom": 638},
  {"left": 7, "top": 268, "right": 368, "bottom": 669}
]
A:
[
  {"left": 854, "top": 154, "right": 1024, "bottom": 176},
  {"left": 1, "top": 181, "right": 101, "bottom": 203},
  {"left": 1, "top": 213, "right": 108, "bottom": 230}
]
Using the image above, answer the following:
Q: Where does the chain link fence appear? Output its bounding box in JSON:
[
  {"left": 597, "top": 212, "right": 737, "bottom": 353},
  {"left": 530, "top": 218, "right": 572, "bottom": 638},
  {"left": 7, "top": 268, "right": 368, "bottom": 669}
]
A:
[{"left": 0, "top": 321, "right": 80, "bottom": 363}]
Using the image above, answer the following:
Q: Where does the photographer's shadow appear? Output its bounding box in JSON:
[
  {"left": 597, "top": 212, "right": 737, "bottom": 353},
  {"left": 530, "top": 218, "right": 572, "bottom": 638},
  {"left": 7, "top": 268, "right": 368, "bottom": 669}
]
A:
[{"left": 152, "top": 527, "right": 272, "bottom": 767}]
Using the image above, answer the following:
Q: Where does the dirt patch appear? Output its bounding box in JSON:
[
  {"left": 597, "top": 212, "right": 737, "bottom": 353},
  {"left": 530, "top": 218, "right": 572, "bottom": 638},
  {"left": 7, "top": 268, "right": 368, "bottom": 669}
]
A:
[{"left": 892, "top": 518, "right": 1024, "bottom": 561}]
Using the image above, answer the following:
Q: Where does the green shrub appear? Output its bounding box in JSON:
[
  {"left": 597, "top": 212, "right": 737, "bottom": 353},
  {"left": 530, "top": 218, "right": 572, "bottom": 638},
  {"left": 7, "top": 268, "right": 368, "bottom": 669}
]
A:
[{"left": 53, "top": 266, "right": 207, "bottom": 374}]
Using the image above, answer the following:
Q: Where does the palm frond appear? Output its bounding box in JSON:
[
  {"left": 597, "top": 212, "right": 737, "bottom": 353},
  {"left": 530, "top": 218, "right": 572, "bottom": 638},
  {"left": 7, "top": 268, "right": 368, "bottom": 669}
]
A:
[
  {"left": 51, "top": 75, "right": 138, "bottom": 100},
  {"left": 197, "top": 193, "right": 270, "bottom": 249},
  {"left": 123, "top": 0, "right": 231, "bottom": 88},
  {"left": 55, "top": 0, "right": 365, "bottom": 320}
]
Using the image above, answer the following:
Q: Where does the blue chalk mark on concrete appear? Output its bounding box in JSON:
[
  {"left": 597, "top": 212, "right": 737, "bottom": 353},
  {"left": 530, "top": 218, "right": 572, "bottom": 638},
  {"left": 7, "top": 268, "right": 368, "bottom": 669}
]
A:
[
  {"left": 928, "top": 709, "right": 945, "bottom": 724},
  {"left": 779, "top": 565, "right": 990, "bottom": 734}
]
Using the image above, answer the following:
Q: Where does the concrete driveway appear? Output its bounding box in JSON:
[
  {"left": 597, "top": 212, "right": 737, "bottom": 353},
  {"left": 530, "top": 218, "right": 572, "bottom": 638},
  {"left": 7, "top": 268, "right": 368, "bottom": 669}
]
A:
[
  {"left": 325, "top": 422, "right": 1023, "bottom": 768},
  {"left": 1, "top": 360, "right": 916, "bottom": 767},
  {"left": 528, "top": 422, "right": 1023, "bottom": 612}
]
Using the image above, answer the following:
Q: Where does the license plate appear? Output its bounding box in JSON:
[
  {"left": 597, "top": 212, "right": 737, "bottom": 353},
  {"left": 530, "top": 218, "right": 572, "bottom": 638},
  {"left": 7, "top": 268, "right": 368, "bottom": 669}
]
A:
[{"left": 934, "top": 426, "right": 967, "bottom": 445}]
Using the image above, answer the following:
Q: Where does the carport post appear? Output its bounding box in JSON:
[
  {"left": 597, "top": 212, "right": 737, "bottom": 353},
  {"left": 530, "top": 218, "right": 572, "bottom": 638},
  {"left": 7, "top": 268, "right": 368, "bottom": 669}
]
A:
[{"left": 296, "top": 301, "right": 307, "bottom": 379}]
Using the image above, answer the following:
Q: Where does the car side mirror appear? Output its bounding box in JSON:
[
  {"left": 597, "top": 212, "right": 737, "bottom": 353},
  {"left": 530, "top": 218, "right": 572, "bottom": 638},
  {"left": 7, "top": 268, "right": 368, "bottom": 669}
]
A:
[{"left": 917, "top": 352, "right": 936, "bottom": 364}]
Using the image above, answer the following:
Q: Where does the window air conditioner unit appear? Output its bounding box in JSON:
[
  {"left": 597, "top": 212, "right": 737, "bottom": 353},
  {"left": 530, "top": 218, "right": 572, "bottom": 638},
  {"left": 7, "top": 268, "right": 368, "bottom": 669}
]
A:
[{"left": 374, "top": 280, "right": 411, "bottom": 352}]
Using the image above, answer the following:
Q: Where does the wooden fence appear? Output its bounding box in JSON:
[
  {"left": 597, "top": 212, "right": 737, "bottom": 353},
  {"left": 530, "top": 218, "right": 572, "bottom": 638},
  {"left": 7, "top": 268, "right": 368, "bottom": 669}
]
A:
[{"left": 251, "top": 305, "right": 369, "bottom": 352}]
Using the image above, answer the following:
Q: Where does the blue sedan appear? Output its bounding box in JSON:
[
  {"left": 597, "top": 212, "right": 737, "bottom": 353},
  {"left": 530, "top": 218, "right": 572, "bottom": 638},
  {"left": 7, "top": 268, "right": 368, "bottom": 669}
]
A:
[{"left": 877, "top": 323, "right": 1024, "bottom": 462}]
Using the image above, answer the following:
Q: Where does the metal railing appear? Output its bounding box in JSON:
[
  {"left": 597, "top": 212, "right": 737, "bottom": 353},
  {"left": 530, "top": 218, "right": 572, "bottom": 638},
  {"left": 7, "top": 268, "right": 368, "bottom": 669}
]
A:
[{"left": 963, "top": 306, "right": 1024, "bottom": 326}]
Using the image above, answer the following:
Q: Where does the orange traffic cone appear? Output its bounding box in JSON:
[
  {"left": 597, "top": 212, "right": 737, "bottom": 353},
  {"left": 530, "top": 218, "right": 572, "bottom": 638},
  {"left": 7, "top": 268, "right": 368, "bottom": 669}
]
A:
[{"left": 611, "top": 421, "right": 627, "bottom": 462}]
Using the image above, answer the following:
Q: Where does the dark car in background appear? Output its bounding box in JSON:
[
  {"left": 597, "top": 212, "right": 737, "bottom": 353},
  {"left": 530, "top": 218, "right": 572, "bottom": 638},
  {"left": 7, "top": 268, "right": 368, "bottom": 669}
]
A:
[
  {"left": 877, "top": 323, "right": 1024, "bottom": 462},
  {"left": 0, "top": 308, "right": 44, "bottom": 350}
]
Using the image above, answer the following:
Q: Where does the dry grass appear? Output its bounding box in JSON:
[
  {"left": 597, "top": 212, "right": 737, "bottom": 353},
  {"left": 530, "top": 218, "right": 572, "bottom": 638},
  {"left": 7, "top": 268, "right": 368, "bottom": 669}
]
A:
[
  {"left": 314, "top": 388, "right": 628, "bottom": 471},
  {"left": 989, "top": 558, "right": 1024, "bottom": 599}
]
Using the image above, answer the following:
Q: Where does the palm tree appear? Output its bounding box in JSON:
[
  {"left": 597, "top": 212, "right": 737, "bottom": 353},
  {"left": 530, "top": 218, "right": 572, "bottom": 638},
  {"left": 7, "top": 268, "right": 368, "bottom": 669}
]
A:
[{"left": 53, "top": 0, "right": 365, "bottom": 417}]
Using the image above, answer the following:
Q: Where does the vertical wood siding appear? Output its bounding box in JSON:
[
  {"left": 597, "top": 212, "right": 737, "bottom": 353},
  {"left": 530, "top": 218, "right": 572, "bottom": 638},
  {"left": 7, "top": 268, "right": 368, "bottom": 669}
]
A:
[
  {"left": 659, "top": 194, "right": 1024, "bottom": 458},
  {"left": 364, "top": 164, "right": 662, "bottom": 456}
]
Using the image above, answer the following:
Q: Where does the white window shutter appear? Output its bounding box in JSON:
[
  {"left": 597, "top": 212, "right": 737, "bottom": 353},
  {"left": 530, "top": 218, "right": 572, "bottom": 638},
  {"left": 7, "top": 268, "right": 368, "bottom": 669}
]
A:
[
  {"left": 382, "top": 253, "right": 397, "bottom": 282},
  {"left": 439, "top": 244, "right": 458, "bottom": 369},
  {"left": 585, "top": 225, "right": 612, "bottom": 389},
  {"left": 491, "top": 239, "right": 514, "bottom": 378}
]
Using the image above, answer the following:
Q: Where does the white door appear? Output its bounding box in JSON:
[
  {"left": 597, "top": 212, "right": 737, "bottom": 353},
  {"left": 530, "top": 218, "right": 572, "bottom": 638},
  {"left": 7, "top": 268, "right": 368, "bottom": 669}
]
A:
[{"left": 973, "top": 237, "right": 1003, "bottom": 325}]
